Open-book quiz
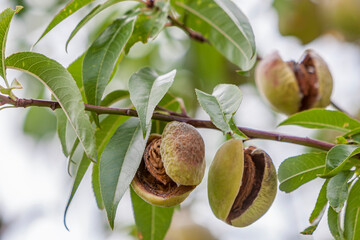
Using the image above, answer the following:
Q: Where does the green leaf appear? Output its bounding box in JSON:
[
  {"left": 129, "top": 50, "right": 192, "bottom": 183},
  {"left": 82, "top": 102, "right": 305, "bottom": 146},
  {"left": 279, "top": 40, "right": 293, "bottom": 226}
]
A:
[
  {"left": 172, "top": 0, "right": 256, "bottom": 70},
  {"left": 66, "top": 0, "right": 126, "bottom": 51},
  {"left": 6, "top": 52, "right": 97, "bottom": 161},
  {"left": 67, "top": 138, "right": 80, "bottom": 176},
  {"left": 130, "top": 187, "right": 174, "bottom": 240},
  {"left": 328, "top": 206, "right": 343, "bottom": 240},
  {"left": 0, "top": 6, "right": 22, "bottom": 85},
  {"left": 125, "top": 0, "right": 169, "bottom": 54},
  {"left": 35, "top": 0, "right": 96, "bottom": 45},
  {"left": 195, "top": 84, "right": 242, "bottom": 135},
  {"left": 228, "top": 118, "right": 248, "bottom": 139},
  {"left": 129, "top": 67, "right": 176, "bottom": 136},
  {"left": 64, "top": 154, "right": 91, "bottom": 230},
  {"left": 55, "top": 108, "right": 69, "bottom": 156},
  {"left": 83, "top": 16, "right": 135, "bottom": 107},
  {"left": 320, "top": 145, "right": 360, "bottom": 178},
  {"left": 278, "top": 152, "right": 326, "bottom": 193},
  {"left": 101, "top": 89, "right": 129, "bottom": 106},
  {"left": 309, "top": 180, "right": 328, "bottom": 224},
  {"left": 344, "top": 179, "right": 360, "bottom": 240},
  {"left": 100, "top": 118, "right": 150, "bottom": 228},
  {"left": 327, "top": 171, "right": 353, "bottom": 212},
  {"left": 23, "top": 107, "right": 56, "bottom": 139},
  {"left": 67, "top": 54, "right": 86, "bottom": 102},
  {"left": 279, "top": 109, "right": 360, "bottom": 132},
  {"left": 92, "top": 114, "right": 128, "bottom": 209}
]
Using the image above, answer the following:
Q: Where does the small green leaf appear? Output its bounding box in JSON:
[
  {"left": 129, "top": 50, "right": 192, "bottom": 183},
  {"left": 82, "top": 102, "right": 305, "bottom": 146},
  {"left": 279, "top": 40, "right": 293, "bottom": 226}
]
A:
[
  {"left": 125, "top": 0, "right": 169, "bottom": 54},
  {"left": 129, "top": 67, "right": 176, "bottom": 137},
  {"left": 92, "top": 114, "right": 128, "bottom": 209},
  {"left": 130, "top": 187, "right": 175, "bottom": 240},
  {"left": 320, "top": 145, "right": 360, "bottom": 178},
  {"left": 23, "top": 107, "right": 56, "bottom": 139},
  {"left": 344, "top": 179, "right": 360, "bottom": 240},
  {"left": 327, "top": 171, "right": 353, "bottom": 212},
  {"left": 172, "top": 0, "right": 256, "bottom": 70},
  {"left": 328, "top": 206, "right": 343, "bottom": 240},
  {"left": 278, "top": 152, "right": 326, "bottom": 193},
  {"left": 228, "top": 118, "right": 248, "bottom": 139},
  {"left": 0, "top": 6, "right": 22, "bottom": 86},
  {"left": 55, "top": 108, "right": 69, "bottom": 156},
  {"left": 309, "top": 180, "right": 328, "bottom": 224},
  {"left": 6, "top": 52, "right": 97, "bottom": 161},
  {"left": 100, "top": 118, "right": 150, "bottom": 228},
  {"left": 64, "top": 154, "right": 91, "bottom": 230},
  {"left": 196, "top": 84, "right": 242, "bottom": 135},
  {"left": 101, "top": 89, "right": 129, "bottom": 107},
  {"left": 279, "top": 109, "right": 360, "bottom": 132},
  {"left": 66, "top": 0, "right": 126, "bottom": 51},
  {"left": 35, "top": 0, "right": 96, "bottom": 44}
]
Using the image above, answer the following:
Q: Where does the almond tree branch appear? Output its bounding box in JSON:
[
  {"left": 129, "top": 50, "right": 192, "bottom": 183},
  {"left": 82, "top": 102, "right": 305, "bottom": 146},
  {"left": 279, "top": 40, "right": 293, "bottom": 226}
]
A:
[{"left": 0, "top": 94, "right": 335, "bottom": 151}]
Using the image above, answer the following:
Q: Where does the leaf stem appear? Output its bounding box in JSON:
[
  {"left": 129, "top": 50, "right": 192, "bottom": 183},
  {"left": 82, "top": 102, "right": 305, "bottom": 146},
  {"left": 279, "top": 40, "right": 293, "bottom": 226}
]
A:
[{"left": 0, "top": 94, "right": 335, "bottom": 151}]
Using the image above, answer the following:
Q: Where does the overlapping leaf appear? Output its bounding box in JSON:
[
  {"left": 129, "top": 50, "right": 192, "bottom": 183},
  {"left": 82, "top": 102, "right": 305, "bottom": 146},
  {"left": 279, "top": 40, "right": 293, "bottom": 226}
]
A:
[
  {"left": 129, "top": 67, "right": 175, "bottom": 136},
  {"left": 171, "top": 0, "right": 256, "bottom": 70},
  {"left": 6, "top": 52, "right": 97, "bottom": 161},
  {"left": 130, "top": 188, "right": 175, "bottom": 240},
  {"left": 278, "top": 152, "right": 326, "bottom": 192},
  {"left": 35, "top": 0, "right": 96, "bottom": 44},
  {"left": 328, "top": 206, "right": 342, "bottom": 240},
  {"left": 320, "top": 144, "right": 360, "bottom": 178},
  {"left": 279, "top": 109, "right": 360, "bottom": 132},
  {"left": 344, "top": 180, "right": 360, "bottom": 240},
  {"left": 100, "top": 118, "right": 150, "bottom": 228},
  {"left": 327, "top": 171, "right": 353, "bottom": 212},
  {"left": 83, "top": 16, "right": 135, "bottom": 107},
  {"left": 0, "top": 6, "right": 22, "bottom": 85},
  {"left": 196, "top": 84, "right": 246, "bottom": 138},
  {"left": 66, "top": 0, "right": 126, "bottom": 51}
]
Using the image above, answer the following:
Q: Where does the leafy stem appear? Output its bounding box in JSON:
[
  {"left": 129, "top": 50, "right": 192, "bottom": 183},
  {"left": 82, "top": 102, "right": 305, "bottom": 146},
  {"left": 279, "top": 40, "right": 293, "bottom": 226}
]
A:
[{"left": 0, "top": 93, "right": 334, "bottom": 151}]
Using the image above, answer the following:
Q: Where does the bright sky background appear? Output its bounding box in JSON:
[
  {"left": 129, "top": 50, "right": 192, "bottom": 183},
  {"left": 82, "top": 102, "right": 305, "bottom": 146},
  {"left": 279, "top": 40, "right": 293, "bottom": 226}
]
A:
[{"left": 1, "top": 0, "right": 360, "bottom": 239}]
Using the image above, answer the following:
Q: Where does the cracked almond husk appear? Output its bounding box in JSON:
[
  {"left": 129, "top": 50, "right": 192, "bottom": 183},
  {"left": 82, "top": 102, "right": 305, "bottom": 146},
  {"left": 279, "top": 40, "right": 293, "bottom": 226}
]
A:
[
  {"left": 208, "top": 139, "right": 277, "bottom": 227},
  {"left": 255, "top": 49, "right": 333, "bottom": 115},
  {"left": 132, "top": 122, "right": 205, "bottom": 207}
]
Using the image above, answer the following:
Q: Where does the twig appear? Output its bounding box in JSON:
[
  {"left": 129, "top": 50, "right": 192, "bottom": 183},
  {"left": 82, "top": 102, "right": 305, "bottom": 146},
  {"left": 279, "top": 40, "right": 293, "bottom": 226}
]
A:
[
  {"left": 167, "top": 15, "right": 208, "bottom": 43},
  {"left": 0, "top": 94, "right": 335, "bottom": 151}
]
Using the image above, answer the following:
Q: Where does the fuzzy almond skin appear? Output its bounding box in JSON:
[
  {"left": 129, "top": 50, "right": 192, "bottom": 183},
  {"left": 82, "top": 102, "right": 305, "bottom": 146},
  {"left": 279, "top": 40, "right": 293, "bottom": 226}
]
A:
[
  {"left": 255, "top": 52, "right": 302, "bottom": 115},
  {"left": 304, "top": 50, "right": 333, "bottom": 109},
  {"left": 230, "top": 149, "right": 277, "bottom": 227},
  {"left": 161, "top": 122, "right": 205, "bottom": 186},
  {"left": 131, "top": 181, "right": 192, "bottom": 207},
  {"left": 208, "top": 139, "right": 244, "bottom": 221}
]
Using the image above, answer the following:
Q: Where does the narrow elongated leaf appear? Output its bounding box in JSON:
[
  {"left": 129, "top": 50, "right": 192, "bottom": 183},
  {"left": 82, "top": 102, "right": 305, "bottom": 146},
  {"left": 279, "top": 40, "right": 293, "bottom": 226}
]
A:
[
  {"left": 0, "top": 6, "right": 22, "bottom": 84},
  {"left": 64, "top": 154, "right": 91, "bottom": 230},
  {"left": 309, "top": 180, "right": 328, "bottom": 224},
  {"left": 320, "top": 145, "right": 360, "bottom": 178},
  {"left": 66, "top": 0, "right": 126, "bottom": 51},
  {"left": 55, "top": 108, "right": 68, "bottom": 156},
  {"left": 125, "top": 0, "right": 169, "bottom": 53},
  {"left": 83, "top": 17, "right": 135, "bottom": 107},
  {"left": 278, "top": 152, "right": 326, "bottom": 193},
  {"left": 92, "top": 114, "right": 127, "bottom": 209},
  {"left": 196, "top": 84, "right": 242, "bottom": 135},
  {"left": 100, "top": 118, "right": 150, "bottom": 228},
  {"left": 129, "top": 67, "right": 175, "bottom": 136},
  {"left": 172, "top": 0, "right": 256, "bottom": 70},
  {"left": 35, "top": 0, "right": 96, "bottom": 44},
  {"left": 101, "top": 89, "right": 129, "bottom": 106},
  {"left": 6, "top": 52, "right": 97, "bottom": 161},
  {"left": 130, "top": 187, "right": 174, "bottom": 240},
  {"left": 327, "top": 171, "right": 353, "bottom": 212},
  {"left": 344, "top": 180, "right": 360, "bottom": 240},
  {"left": 279, "top": 109, "right": 360, "bottom": 132},
  {"left": 328, "top": 206, "right": 342, "bottom": 240}
]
